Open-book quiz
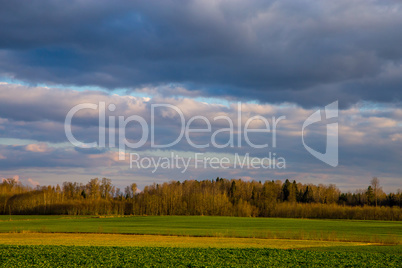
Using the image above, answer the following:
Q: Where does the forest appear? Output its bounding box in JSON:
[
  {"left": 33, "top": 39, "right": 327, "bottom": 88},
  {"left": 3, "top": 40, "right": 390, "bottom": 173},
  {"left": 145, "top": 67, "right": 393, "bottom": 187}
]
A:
[{"left": 0, "top": 177, "right": 401, "bottom": 220}]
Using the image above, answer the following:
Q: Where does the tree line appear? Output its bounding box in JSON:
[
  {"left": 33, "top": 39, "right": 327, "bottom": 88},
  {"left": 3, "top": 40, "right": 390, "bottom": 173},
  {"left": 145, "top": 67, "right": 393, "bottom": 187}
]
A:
[{"left": 0, "top": 177, "right": 401, "bottom": 220}]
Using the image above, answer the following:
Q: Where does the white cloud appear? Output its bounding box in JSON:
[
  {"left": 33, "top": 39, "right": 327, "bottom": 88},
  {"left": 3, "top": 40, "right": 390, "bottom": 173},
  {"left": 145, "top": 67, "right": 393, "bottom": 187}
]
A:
[
  {"left": 27, "top": 178, "right": 40, "bottom": 187},
  {"left": 26, "top": 143, "right": 51, "bottom": 153}
]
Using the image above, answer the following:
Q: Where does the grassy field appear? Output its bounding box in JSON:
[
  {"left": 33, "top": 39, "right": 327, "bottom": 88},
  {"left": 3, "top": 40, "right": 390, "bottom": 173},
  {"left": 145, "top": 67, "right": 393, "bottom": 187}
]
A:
[
  {"left": 0, "top": 215, "right": 401, "bottom": 266},
  {"left": 0, "top": 215, "right": 400, "bottom": 244},
  {"left": 0, "top": 245, "right": 400, "bottom": 267}
]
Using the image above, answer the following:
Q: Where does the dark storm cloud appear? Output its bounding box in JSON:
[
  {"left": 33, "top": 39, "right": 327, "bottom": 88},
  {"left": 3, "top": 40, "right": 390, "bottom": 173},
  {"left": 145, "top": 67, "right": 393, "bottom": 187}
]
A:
[{"left": 0, "top": 0, "right": 401, "bottom": 106}]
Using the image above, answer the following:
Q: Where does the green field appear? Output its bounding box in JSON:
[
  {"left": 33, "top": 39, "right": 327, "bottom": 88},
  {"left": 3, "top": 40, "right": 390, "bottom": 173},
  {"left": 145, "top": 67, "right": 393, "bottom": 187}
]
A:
[
  {"left": 0, "top": 215, "right": 400, "bottom": 244},
  {"left": 0, "top": 215, "right": 401, "bottom": 267},
  {"left": 0, "top": 245, "right": 401, "bottom": 267}
]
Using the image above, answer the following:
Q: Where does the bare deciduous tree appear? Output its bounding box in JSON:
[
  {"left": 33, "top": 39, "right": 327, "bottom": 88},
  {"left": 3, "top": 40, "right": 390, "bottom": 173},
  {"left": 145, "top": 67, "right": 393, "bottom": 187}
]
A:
[{"left": 370, "top": 177, "right": 380, "bottom": 207}]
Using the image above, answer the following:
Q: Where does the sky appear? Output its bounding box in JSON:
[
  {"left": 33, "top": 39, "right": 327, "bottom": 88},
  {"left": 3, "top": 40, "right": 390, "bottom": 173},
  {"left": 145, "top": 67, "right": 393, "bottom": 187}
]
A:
[{"left": 0, "top": 0, "right": 401, "bottom": 192}]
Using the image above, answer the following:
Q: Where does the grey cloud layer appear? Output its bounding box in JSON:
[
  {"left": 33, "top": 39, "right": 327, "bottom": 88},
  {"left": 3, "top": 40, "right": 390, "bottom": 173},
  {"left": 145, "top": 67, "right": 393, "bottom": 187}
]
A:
[
  {"left": 0, "top": 84, "right": 401, "bottom": 190},
  {"left": 0, "top": 0, "right": 401, "bottom": 106}
]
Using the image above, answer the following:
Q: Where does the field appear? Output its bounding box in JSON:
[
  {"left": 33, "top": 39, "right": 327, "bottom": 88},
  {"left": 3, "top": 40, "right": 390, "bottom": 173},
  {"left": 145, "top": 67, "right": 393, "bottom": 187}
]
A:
[
  {"left": 0, "top": 245, "right": 401, "bottom": 267},
  {"left": 0, "top": 215, "right": 400, "bottom": 244},
  {"left": 0, "top": 233, "right": 372, "bottom": 248},
  {"left": 0, "top": 215, "right": 401, "bottom": 267}
]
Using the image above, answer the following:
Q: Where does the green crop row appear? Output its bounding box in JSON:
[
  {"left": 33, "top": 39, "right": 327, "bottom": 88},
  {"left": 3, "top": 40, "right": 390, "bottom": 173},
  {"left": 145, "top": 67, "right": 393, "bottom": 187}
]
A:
[{"left": 0, "top": 245, "right": 401, "bottom": 267}]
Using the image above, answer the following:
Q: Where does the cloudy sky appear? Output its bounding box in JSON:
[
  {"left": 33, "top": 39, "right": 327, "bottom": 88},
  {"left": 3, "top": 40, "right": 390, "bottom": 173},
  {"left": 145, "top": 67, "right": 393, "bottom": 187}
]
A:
[{"left": 0, "top": 0, "right": 401, "bottom": 192}]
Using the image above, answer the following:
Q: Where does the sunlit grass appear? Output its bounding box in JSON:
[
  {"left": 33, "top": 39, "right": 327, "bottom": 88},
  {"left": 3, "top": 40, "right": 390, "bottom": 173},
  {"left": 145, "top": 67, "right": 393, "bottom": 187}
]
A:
[{"left": 0, "top": 233, "right": 373, "bottom": 248}]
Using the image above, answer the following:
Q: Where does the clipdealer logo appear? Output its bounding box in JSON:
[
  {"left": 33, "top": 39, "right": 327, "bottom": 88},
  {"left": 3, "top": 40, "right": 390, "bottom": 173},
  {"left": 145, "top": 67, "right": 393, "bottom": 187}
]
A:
[
  {"left": 64, "top": 101, "right": 339, "bottom": 171},
  {"left": 302, "top": 101, "right": 338, "bottom": 167}
]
